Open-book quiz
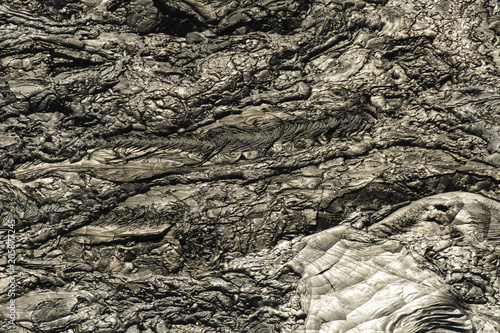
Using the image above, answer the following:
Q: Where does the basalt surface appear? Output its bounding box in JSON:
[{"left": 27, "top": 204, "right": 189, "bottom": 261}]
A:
[{"left": 1, "top": 0, "right": 500, "bottom": 332}]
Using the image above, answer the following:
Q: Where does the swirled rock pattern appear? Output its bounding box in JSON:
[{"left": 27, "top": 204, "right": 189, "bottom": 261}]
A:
[
  {"left": 1, "top": 0, "right": 500, "bottom": 332},
  {"left": 288, "top": 192, "right": 500, "bottom": 332}
]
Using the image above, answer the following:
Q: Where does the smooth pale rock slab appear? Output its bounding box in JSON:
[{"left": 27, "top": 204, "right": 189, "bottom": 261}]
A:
[
  {"left": 68, "top": 224, "right": 172, "bottom": 244},
  {"left": 288, "top": 192, "right": 500, "bottom": 332},
  {"left": 368, "top": 191, "right": 500, "bottom": 243},
  {"left": 288, "top": 226, "right": 472, "bottom": 332}
]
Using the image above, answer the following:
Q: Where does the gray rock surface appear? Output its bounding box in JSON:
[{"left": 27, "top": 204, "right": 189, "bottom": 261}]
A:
[{"left": 1, "top": 0, "right": 500, "bottom": 332}]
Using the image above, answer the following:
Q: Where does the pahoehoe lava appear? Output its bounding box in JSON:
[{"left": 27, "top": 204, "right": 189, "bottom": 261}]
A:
[{"left": 1, "top": 0, "right": 500, "bottom": 332}]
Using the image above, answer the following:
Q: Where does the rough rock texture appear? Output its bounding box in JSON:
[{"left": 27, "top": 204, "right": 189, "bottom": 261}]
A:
[{"left": 1, "top": 0, "right": 500, "bottom": 332}]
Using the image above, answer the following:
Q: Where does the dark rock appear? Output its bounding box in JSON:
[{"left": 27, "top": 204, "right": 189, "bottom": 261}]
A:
[{"left": 1, "top": 0, "right": 500, "bottom": 332}]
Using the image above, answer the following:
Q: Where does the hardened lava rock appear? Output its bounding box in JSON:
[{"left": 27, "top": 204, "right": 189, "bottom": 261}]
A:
[
  {"left": 287, "top": 192, "right": 500, "bottom": 332},
  {"left": 1, "top": 0, "right": 500, "bottom": 332}
]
